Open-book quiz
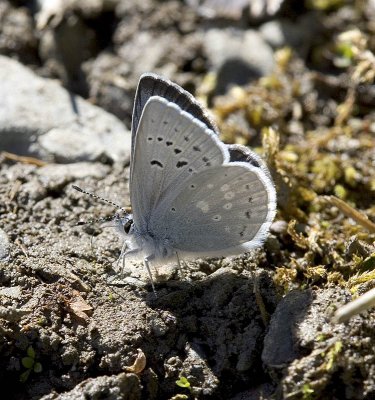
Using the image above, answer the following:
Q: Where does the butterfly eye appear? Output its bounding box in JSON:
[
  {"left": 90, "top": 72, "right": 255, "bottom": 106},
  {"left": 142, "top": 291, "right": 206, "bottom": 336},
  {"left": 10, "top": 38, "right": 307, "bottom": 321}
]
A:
[{"left": 123, "top": 219, "right": 133, "bottom": 234}]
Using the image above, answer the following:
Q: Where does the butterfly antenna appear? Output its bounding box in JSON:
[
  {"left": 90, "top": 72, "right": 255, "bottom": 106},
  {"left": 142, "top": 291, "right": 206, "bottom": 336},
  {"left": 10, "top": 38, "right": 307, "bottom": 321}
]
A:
[
  {"left": 72, "top": 185, "right": 130, "bottom": 213},
  {"left": 75, "top": 215, "right": 117, "bottom": 227}
]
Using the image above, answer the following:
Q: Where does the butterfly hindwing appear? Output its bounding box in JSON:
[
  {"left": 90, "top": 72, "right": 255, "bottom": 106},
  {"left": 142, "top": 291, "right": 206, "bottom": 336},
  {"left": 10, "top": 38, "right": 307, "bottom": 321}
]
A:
[{"left": 148, "top": 162, "right": 276, "bottom": 256}]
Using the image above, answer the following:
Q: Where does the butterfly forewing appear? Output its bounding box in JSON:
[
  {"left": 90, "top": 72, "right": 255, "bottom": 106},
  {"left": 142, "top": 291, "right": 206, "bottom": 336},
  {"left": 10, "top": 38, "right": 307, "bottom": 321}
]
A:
[
  {"left": 149, "top": 163, "right": 276, "bottom": 255},
  {"left": 131, "top": 96, "right": 229, "bottom": 230},
  {"left": 132, "top": 73, "right": 217, "bottom": 154}
]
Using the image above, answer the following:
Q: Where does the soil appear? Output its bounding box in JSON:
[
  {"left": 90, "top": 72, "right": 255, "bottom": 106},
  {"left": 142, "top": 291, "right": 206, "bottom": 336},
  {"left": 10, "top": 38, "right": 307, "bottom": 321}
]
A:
[{"left": 0, "top": 1, "right": 374, "bottom": 399}]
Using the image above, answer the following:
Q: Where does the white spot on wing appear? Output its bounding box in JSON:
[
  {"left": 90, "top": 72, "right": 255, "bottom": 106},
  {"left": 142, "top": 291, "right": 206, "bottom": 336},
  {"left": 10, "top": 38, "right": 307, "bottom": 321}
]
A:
[
  {"left": 223, "top": 203, "right": 232, "bottom": 210},
  {"left": 196, "top": 201, "right": 209, "bottom": 213},
  {"left": 212, "top": 215, "right": 222, "bottom": 221},
  {"left": 224, "top": 191, "right": 235, "bottom": 200},
  {"left": 207, "top": 183, "right": 214, "bottom": 189},
  {"left": 220, "top": 184, "right": 230, "bottom": 192}
]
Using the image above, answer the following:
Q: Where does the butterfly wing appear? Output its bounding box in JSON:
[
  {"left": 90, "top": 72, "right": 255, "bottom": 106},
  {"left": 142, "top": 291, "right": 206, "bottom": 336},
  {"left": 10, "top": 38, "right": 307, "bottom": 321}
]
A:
[
  {"left": 148, "top": 162, "right": 276, "bottom": 257},
  {"left": 130, "top": 96, "right": 229, "bottom": 230}
]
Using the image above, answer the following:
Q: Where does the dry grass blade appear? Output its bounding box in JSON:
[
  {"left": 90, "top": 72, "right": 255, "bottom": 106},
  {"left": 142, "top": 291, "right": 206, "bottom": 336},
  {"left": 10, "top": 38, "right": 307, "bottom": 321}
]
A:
[
  {"left": 333, "top": 287, "right": 375, "bottom": 323},
  {"left": 2, "top": 151, "right": 47, "bottom": 167},
  {"left": 322, "top": 196, "right": 375, "bottom": 233}
]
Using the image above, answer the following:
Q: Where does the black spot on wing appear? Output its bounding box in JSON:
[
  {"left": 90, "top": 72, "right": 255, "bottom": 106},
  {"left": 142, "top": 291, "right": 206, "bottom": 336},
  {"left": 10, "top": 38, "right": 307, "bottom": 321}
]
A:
[
  {"left": 176, "top": 161, "right": 188, "bottom": 168},
  {"left": 239, "top": 226, "right": 247, "bottom": 237},
  {"left": 151, "top": 160, "right": 163, "bottom": 168}
]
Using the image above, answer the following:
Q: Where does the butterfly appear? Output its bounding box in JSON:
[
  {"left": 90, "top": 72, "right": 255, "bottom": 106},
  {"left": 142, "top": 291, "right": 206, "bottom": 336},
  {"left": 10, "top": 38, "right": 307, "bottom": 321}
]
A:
[{"left": 113, "top": 73, "right": 276, "bottom": 294}]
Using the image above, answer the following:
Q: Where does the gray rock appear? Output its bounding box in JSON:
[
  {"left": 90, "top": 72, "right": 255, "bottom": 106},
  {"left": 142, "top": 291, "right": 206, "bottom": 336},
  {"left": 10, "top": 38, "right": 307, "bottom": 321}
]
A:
[
  {"left": 260, "top": 14, "right": 323, "bottom": 57},
  {"left": 0, "top": 56, "right": 131, "bottom": 163},
  {"left": 0, "top": 286, "right": 22, "bottom": 299},
  {"left": 0, "top": 2, "right": 38, "bottom": 64},
  {"left": 262, "top": 288, "right": 351, "bottom": 369},
  {"left": 203, "top": 29, "right": 274, "bottom": 94},
  {"left": 0, "top": 229, "right": 10, "bottom": 261},
  {"left": 35, "top": 162, "right": 110, "bottom": 190},
  {"left": 117, "top": 31, "right": 180, "bottom": 81},
  {"left": 262, "top": 290, "right": 313, "bottom": 368},
  {"left": 0, "top": 305, "right": 30, "bottom": 322},
  {"left": 186, "top": 0, "right": 284, "bottom": 20},
  {"left": 181, "top": 344, "right": 220, "bottom": 397},
  {"left": 247, "top": 0, "right": 284, "bottom": 19},
  {"left": 89, "top": 31, "right": 202, "bottom": 122},
  {"left": 259, "top": 20, "right": 289, "bottom": 48},
  {"left": 86, "top": 53, "right": 135, "bottom": 122},
  {"left": 40, "top": 372, "right": 141, "bottom": 400}
]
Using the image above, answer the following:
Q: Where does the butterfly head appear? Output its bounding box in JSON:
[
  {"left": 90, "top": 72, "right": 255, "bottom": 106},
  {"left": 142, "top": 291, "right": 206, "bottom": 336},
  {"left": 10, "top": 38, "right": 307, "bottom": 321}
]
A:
[{"left": 115, "top": 213, "right": 134, "bottom": 237}]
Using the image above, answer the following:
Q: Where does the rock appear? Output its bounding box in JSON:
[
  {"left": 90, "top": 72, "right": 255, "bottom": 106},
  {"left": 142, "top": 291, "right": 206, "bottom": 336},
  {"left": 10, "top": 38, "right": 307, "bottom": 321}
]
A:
[
  {"left": 186, "top": 0, "right": 284, "bottom": 21},
  {"left": 181, "top": 344, "right": 220, "bottom": 397},
  {"left": 270, "top": 220, "right": 288, "bottom": 234},
  {"left": 117, "top": 31, "right": 181, "bottom": 80},
  {"left": 0, "top": 56, "right": 131, "bottom": 163},
  {"left": 186, "top": 0, "right": 250, "bottom": 20},
  {"left": 35, "top": 162, "right": 110, "bottom": 190},
  {"left": 262, "top": 290, "right": 313, "bottom": 368},
  {"left": 40, "top": 372, "right": 141, "bottom": 400},
  {"left": 0, "top": 229, "right": 10, "bottom": 262},
  {"left": 86, "top": 53, "right": 135, "bottom": 123},
  {"left": 89, "top": 30, "right": 203, "bottom": 123},
  {"left": 203, "top": 29, "right": 274, "bottom": 94},
  {"left": 262, "top": 288, "right": 352, "bottom": 369},
  {"left": 0, "top": 286, "right": 22, "bottom": 299},
  {"left": 38, "top": 128, "right": 114, "bottom": 164},
  {"left": 0, "top": 2, "right": 38, "bottom": 64},
  {"left": 0, "top": 305, "right": 30, "bottom": 322},
  {"left": 278, "top": 289, "right": 375, "bottom": 399},
  {"left": 260, "top": 13, "right": 323, "bottom": 57},
  {"left": 38, "top": 7, "right": 97, "bottom": 95},
  {"left": 247, "top": 0, "right": 284, "bottom": 19},
  {"left": 36, "top": 0, "right": 120, "bottom": 94}
]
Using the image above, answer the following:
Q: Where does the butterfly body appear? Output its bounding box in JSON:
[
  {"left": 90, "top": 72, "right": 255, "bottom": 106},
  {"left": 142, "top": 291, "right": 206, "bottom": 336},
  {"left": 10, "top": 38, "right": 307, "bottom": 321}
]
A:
[{"left": 122, "top": 218, "right": 176, "bottom": 261}]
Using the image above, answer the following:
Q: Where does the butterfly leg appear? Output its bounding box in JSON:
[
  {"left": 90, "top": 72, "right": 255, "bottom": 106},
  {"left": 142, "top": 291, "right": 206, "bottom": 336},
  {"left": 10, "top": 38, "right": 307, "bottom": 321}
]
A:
[
  {"left": 117, "top": 241, "right": 128, "bottom": 277},
  {"left": 108, "top": 246, "right": 140, "bottom": 285},
  {"left": 175, "top": 251, "right": 185, "bottom": 279},
  {"left": 120, "top": 247, "right": 142, "bottom": 274},
  {"left": 89, "top": 234, "right": 95, "bottom": 254},
  {"left": 144, "top": 255, "right": 157, "bottom": 297}
]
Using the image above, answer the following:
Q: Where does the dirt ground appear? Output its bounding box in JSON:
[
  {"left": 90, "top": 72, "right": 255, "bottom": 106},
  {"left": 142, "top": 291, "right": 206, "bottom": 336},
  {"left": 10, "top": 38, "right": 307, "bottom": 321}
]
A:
[{"left": 0, "top": 1, "right": 374, "bottom": 399}]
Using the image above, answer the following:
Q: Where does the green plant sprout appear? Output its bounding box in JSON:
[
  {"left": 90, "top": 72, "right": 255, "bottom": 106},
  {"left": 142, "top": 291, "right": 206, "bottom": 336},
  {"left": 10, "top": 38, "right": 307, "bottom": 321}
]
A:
[
  {"left": 176, "top": 375, "right": 192, "bottom": 398},
  {"left": 302, "top": 383, "right": 314, "bottom": 400},
  {"left": 325, "top": 341, "right": 343, "bottom": 371},
  {"left": 176, "top": 376, "right": 191, "bottom": 389},
  {"left": 20, "top": 346, "right": 43, "bottom": 382}
]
